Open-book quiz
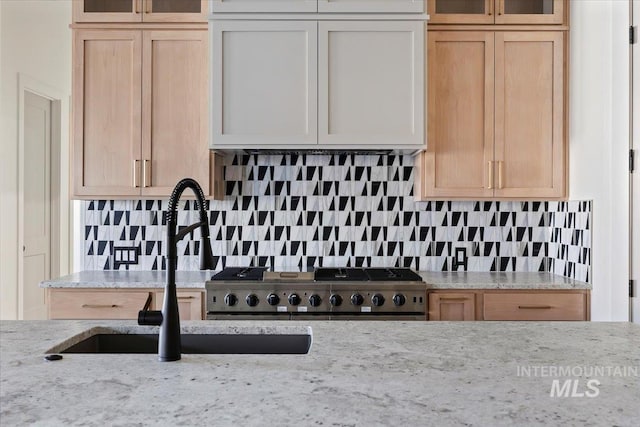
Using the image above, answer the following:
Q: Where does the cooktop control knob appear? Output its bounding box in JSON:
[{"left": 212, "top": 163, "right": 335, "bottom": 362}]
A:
[
  {"left": 224, "top": 293, "right": 238, "bottom": 307},
  {"left": 267, "top": 293, "right": 280, "bottom": 306},
  {"left": 288, "top": 293, "right": 301, "bottom": 306},
  {"left": 371, "top": 293, "right": 385, "bottom": 307},
  {"left": 329, "top": 294, "right": 343, "bottom": 307},
  {"left": 393, "top": 294, "right": 406, "bottom": 307},
  {"left": 246, "top": 294, "right": 259, "bottom": 307},
  {"left": 309, "top": 294, "right": 322, "bottom": 307},
  {"left": 351, "top": 293, "right": 364, "bottom": 306}
]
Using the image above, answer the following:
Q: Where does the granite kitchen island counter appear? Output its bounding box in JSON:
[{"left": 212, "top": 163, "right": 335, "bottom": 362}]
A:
[{"left": 1, "top": 320, "right": 638, "bottom": 426}]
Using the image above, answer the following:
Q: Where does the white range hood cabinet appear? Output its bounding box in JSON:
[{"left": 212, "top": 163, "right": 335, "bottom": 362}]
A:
[{"left": 209, "top": 1, "right": 428, "bottom": 153}]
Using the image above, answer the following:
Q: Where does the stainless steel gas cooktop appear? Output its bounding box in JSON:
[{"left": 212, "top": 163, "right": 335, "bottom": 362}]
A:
[{"left": 205, "top": 267, "right": 427, "bottom": 320}]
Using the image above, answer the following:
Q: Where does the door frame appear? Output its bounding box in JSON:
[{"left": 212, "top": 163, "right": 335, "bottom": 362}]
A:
[
  {"left": 17, "top": 74, "right": 71, "bottom": 320},
  {"left": 632, "top": 0, "right": 640, "bottom": 323}
]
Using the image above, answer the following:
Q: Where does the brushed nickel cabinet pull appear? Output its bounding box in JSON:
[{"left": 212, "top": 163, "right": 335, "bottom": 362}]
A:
[
  {"left": 498, "top": 161, "right": 504, "bottom": 189},
  {"left": 177, "top": 296, "right": 195, "bottom": 300},
  {"left": 487, "top": 161, "right": 494, "bottom": 189},
  {"left": 143, "top": 160, "right": 151, "bottom": 188},
  {"left": 133, "top": 160, "right": 141, "bottom": 188},
  {"left": 82, "top": 304, "right": 120, "bottom": 309},
  {"left": 439, "top": 297, "right": 469, "bottom": 302},
  {"left": 518, "top": 305, "right": 553, "bottom": 310}
]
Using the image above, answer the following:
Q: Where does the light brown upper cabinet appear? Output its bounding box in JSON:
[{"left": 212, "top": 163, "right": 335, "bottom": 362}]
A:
[
  {"left": 73, "top": 29, "right": 219, "bottom": 199},
  {"left": 417, "top": 31, "right": 565, "bottom": 200},
  {"left": 493, "top": 31, "right": 565, "bottom": 198},
  {"left": 427, "top": 0, "right": 565, "bottom": 25},
  {"left": 73, "top": 0, "right": 207, "bottom": 23}
]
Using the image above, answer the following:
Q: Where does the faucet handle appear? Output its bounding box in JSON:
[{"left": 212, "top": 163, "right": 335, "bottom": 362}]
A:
[
  {"left": 138, "top": 310, "right": 163, "bottom": 326},
  {"left": 138, "top": 292, "right": 163, "bottom": 325}
]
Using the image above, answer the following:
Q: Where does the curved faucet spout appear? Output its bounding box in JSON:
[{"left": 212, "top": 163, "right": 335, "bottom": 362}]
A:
[
  {"left": 139, "top": 178, "right": 215, "bottom": 362},
  {"left": 166, "top": 178, "right": 216, "bottom": 270}
]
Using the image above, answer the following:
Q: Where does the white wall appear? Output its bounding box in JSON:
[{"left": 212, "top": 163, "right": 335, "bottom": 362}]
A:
[
  {"left": 0, "top": 0, "right": 4, "bottom": 319},
  {"left": 570, "top": 1, "right": 630, "bottom": 321},
  {"left": 0, "top": 0, "right": 71, "bottom": 319}
]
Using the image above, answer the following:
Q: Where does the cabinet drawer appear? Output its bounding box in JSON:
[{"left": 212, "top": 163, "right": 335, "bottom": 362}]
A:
[
  {"left": 483, "top": 292, "right": 586, "bottom": 321},
  {"left": 154, "top": 291, "right": 204, "bottom": 321},
  {"left": 49, "top": 290, "right": 151, "bottom": 320}
]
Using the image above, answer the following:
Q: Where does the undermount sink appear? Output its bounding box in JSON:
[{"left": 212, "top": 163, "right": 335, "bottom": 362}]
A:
[{"left": 49, "top": 327, "right": 313, "bottom": 355}]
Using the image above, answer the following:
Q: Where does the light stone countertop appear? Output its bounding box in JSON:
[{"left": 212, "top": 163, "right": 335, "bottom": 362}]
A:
[
  {"left": 419, "top": 272, "right": 592, "bottom": 290},
  {"left": 39, "top": 270, "right": 215, "bottom": 289},
  {"left": 40, "top": 270, "right": 591, "bottom": 290},
  {"left": 1, "top": 320, "right": 638, "bottom": 426}
]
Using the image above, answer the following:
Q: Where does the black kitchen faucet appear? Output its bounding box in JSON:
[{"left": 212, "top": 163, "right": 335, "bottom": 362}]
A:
[{"left": 138, "top": 178, "right": 215, "bottom": 361}]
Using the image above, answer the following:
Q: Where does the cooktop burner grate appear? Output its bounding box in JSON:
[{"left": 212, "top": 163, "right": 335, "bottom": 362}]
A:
[{"left": 365, "top": 268, "right": 423, "bottom": 282}]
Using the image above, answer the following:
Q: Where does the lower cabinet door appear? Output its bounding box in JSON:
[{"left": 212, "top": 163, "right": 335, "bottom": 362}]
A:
[
  {"left": 483, "top": 292, "right": 587, "bottom": 320},
  {"left": 49, "top": 290, "right": 151, "bottom": 320},
  {"left": 428, "top": 292, "right": 476, "bottom": 321}
]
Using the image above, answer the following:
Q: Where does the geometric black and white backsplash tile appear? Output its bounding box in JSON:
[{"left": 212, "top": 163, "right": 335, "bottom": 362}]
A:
[{"left": 82, "top": 154, "right": 591, "bottom": 282}]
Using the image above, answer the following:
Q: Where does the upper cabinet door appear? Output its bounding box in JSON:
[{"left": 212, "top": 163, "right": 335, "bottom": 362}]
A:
[
  {"left": 141, "top": 30, "right": 210, "bottom": 197},
  {"left": 496, "top": 0, "right": 564, "bottom": 24},
  {"left": 73, "top": 0, "right": 141, "bottom": 23},
  {"left": 210, "top": 0, "right": 317, "bottom": 13},
  {"left": 421, "top": 31, "right": 495, "bottom": 199},
  {"left": 318, "top": 21, "right": 424, "bottom": 148},
  {"left": 73, "top": 30, "right": 142, "bottom": 197},
  {"left": 144, "top": 0, "right": 208, "bottom": 22},
  {"left": 210, "top": 21, "right": 318, "bottom": 148},
  {"left": 494, "top": 32, "right": 565, "bottom": 198},
  {"left": 317, "top": 0, "right": 424, "bottom": 13},
  {"left": 427, "top": 0, "right": 494, "bottom": 24}
]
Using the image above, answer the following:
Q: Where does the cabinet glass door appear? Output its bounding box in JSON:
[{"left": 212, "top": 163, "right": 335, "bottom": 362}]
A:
[
  {"left": 428, "top": 0, "right": 494, "bottom": 24},
  {"left": 150, "top": 0, "right": 200, "bottom": 13},
  {"left": 496, "top": 0, "right": 564, "bottom": 24},
  {"left": 74, "top": 0, "right": 141, "bottom": 23},
  {"left": 145, "top": 0, "right": 207, "bottom": 22}
]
